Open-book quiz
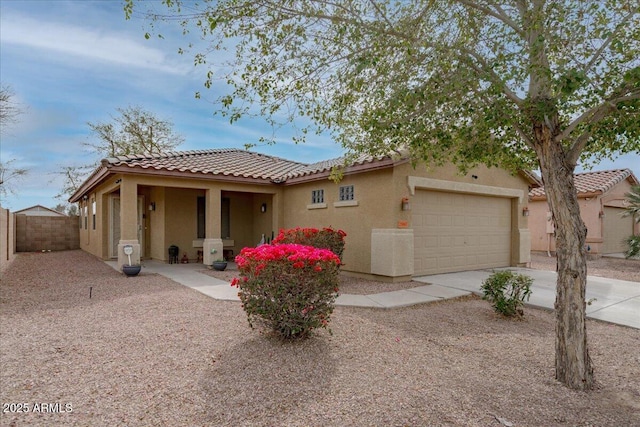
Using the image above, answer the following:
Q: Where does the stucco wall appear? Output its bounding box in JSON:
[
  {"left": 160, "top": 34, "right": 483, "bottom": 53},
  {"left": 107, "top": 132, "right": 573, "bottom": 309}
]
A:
[
  {"left": 15, "top": 214, "right": 80, "bottom": 252},
  {"left": 282, "top": 168, "right": 396, "bottom": 274},
  {"left": 283, "top": 162, "right": 531, "bottom": 276},
  {"left": 1, "top": 206, "right": 15, "bottom": 272},
  {"left": 164, "top": 187, "right": 201, "bottom": 262}
]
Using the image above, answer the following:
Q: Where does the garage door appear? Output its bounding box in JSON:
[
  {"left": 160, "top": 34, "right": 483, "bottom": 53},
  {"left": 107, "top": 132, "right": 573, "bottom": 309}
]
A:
[
  {"left": 602, "top": 207, "right": 634, "bottom": 254},
  {"left": 413, "top": 191, "right": 512, "bottom": 275}
]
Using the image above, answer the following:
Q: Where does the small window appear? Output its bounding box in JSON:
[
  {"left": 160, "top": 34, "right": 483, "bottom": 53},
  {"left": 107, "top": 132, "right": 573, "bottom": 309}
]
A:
[
  {"left": 311, "top": 189, "right": 324, "bottom": 204},
  {"left": 339, "top": 185, "right": 354, "bottom": 201}
]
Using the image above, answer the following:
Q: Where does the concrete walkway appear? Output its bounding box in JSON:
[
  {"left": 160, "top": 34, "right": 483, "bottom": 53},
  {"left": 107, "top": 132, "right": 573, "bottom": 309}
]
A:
[
  {"left": 414, "top": 268, "right": 640, "bottom": 329},
  {"left": 107, "top": 260, "right": 639, "bottom": 329}
]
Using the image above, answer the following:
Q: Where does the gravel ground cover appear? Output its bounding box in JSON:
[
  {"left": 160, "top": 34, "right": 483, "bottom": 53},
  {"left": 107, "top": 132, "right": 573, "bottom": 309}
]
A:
[{"left": 1, "top": 250, "right": 639, "bottom": 426}]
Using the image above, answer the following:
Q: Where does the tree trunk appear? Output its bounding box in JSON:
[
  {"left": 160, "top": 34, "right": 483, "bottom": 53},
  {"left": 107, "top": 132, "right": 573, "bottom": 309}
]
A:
[{"left": 534, "top": 123, "right": 594, "bottom": 390}]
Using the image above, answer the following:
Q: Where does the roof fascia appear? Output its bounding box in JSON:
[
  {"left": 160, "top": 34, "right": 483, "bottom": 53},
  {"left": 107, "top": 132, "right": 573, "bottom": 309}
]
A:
[
  {"left": 106, "top": 165, "right": 279, "bottom": 185},
  {"left": 69, "top": 167, "right": 110, "bottom": 203}
]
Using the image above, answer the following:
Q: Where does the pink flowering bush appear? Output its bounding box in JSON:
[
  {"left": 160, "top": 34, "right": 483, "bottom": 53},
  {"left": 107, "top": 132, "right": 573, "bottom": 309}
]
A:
[
  {"left": 231, "top": 243, "right": 341, "bottom": 339},
  {"left": 272, "top": 227, "right": 347, "bottom": 260}
]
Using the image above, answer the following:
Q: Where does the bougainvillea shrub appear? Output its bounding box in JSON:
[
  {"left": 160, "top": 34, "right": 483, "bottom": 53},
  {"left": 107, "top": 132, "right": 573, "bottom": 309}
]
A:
[
  {"left": 272, "top": 227, "right": 347, "bottom": 260},
  {"left": 231, "top": 243, "right": 341, "bottom": 339}
]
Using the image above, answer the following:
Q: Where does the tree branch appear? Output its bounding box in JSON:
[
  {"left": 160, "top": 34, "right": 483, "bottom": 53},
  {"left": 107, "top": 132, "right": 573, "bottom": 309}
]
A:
[
  {"left": 564, "top": 87, "right": 640, "bottom": 164},
  {"left": 458, "top": 0, "right": 525, "bottom": 38},
  {"left": 463, "top": 49, "right": 525, "bottom": 107},
  {"left": 558, "top": 86, "right": 640, "bottom": 143},
  {"left": 583, "top": 9, "right": 638, "bottom": 76}
]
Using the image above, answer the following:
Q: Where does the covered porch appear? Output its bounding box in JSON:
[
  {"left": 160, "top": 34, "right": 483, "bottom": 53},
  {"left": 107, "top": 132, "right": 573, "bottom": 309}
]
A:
[{"left": 109, "top": 176, "right": 281, "bottom": 268}]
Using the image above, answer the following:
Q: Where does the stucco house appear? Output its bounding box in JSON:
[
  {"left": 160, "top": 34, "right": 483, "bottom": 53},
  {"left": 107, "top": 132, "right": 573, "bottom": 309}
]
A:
[
  {"left": 70, "top": 148, "right": 536, "bottom": 280},
  {"left": 14, "top": 205, "right": 68, "bottom": 217},
  {"left": 528, "top": 169, "right": 639, "bottom": 256}
]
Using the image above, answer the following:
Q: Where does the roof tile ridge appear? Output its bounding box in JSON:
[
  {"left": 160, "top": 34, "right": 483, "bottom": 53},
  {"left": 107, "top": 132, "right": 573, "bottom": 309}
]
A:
[
  {"left": 574, "top": 168, "right": 626, "bottom": 177},
  {"left": 600, "top": 168, "right": 631, "bottom": 193}
]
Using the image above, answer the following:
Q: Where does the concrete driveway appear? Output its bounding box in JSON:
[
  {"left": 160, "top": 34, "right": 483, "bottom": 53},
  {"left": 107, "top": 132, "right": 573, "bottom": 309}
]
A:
[{"left": 414, "top": 268, "right": 640, "bottom": 329}]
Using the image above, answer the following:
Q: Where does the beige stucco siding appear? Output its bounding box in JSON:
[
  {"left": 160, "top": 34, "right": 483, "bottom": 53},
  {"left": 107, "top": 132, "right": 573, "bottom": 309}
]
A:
[
  {"left": 283, "top": 162, "right": 530, "bottom": 277},
  {"left": 282, "top": 168, "right": 396, "bottom": 274}
]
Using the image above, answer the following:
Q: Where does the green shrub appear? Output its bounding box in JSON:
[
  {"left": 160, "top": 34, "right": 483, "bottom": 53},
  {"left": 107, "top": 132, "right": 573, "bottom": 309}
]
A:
[
  {"left": 624, "top": 235, "right": 640, "bottom": 259},
  {"left": 481, "top": 271, "right": 533, "bottom": 317},
  {"left": 232, "top": 243, "right": 341, "bottom": 339},
  {"left": 272, "top": 227, "right": 347, "bottom": 260}
]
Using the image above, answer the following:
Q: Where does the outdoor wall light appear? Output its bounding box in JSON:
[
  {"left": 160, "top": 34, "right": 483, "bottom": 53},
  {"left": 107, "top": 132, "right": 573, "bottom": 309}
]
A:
[
  {"left": 148, "top": 202, "right": 156, "bottom": 211},
  {"left": 599, "top": 210, "right": 605, "bottom": 218},
  {"left": 115, "top": 179, "right": 122, "bottom": 184},
  {"left": 522, "top": 207, "right": 530, "bottom": 217},
  {"left": 260, "top": 203, "right": 267, "bottom": 213},
  {"left": 401, "top": 197, "right": 411, "bottom": 211}
]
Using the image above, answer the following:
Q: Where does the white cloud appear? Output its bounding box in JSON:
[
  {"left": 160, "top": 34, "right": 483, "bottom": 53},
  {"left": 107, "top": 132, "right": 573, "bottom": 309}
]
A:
[{"left": 0, "top": 13, "right": 189, "bottom": 75}]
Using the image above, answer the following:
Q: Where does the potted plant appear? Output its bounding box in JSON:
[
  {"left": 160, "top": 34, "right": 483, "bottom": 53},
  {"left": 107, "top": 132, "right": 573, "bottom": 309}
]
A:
[
  {"left": 212, "top": 259, "right": 228, "bottom": 271},
  {"left": 122, "top": 264, "right": 142, "bottom": 277},
  {"left": 122, "top": 245, "right": 141, "bottom": 277},
  {"left": 211, "top": 248, "right": 228, "bottom": 271}
]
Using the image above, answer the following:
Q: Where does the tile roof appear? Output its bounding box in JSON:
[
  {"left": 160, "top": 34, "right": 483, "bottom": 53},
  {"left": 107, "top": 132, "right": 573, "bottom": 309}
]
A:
[
  {"left": 529, "top": 169, "right": 638, "bottom": 199},
  {"left": 102, "top": 149, "right": 398, "bottom": 182},
  {"left": 284, "top": 153, "right": 394, "bottom": 179},
  {"left": 70, "top": 147, "right": 540, "bottom": 202},
  {"left": 103, "top": 149, "right": 306, "bottom": 181}
]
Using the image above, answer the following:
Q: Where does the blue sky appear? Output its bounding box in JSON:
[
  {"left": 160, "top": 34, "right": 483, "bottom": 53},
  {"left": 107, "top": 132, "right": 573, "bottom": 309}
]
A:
[
  {"left": 0, "top": 0, "right": 342, "bottom": 211},
  {"left": 1, "top": 1, "right": 638, "bottom": 212}
]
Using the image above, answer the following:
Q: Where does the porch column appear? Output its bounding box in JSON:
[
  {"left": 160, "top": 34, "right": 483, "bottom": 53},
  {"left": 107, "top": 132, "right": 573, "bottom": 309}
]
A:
[
  {"left": 117, "top": 177, "right": 140, "bottom": 268},
  {"left": 203, "top": 187, "right": 223, "bottom": 265}
]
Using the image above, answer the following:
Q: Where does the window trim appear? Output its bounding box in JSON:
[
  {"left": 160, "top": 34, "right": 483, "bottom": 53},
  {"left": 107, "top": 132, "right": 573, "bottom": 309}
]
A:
[
  {"left": 311, "top": 189, "right": 324, "bottom": 204},
  {"left": 339, "top": 184, "right": 355, "bottom": 201},
  {"left": 307, "top": 202, "right": 327, "bottom": 210}
]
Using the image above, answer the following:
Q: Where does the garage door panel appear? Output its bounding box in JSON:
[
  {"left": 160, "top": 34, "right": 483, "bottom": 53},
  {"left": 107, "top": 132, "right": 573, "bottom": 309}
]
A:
[
  {"left": 603, "top": 207, "right": 634, "bottom": 254},
  {"left": 414, "top": 191, "right": 512, "bottom": 275}
]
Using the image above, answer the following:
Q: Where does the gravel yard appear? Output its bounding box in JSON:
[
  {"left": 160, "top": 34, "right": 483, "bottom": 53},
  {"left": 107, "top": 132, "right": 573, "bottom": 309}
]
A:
[{"left": 1, "top": 250, "right": 639, "bottom": 426}]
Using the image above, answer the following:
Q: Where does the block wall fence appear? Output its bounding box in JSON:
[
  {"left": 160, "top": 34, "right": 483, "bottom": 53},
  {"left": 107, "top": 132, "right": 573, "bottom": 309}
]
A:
[
  {"left": 1, "top": 206, "right": 15, "bottom": 271},
  {"left": 15, "top": 215, "right": 80, "bottom": 252}
]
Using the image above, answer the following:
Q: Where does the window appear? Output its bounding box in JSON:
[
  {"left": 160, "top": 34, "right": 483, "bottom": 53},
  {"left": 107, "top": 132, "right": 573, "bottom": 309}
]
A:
[
  {"left": 92, "top": 200, "right": 96, "bottom": 230},
  {"left": 83, "top": 204, "right": 88, "bottom": 229},
  {"left": 197, "top": 197, "right": 206, "bottom": 239},
  {"left": 339, "top": 185, "right": 354, "bottom": 201},
  {"left": 199, "top": 196, "right": 230, "bottom": 238},
  {"left": 221, "top": 197, "right": 230, "bottom": 239},
  {"left": 311, "top": 189, "right": 324, "bottom": 204}
]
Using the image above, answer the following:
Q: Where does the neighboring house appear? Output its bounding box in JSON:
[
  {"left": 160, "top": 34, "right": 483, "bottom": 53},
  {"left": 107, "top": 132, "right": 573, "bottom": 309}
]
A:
[
  {"left": 529, "top": 169, "right": 639, "bottom": 256},
  {"left": 14, "top": 205, "right": 67, "bottom": 217},
  {"left": 69, "top": 148, "right": 536, "bottom": 279}
]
